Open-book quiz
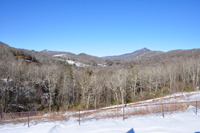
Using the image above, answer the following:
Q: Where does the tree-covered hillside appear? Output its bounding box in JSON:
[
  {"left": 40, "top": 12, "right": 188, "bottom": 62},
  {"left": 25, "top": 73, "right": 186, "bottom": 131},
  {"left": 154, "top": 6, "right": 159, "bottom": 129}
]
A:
[{"left": 0, "top": 42, "right": 200, "bottom": 113}]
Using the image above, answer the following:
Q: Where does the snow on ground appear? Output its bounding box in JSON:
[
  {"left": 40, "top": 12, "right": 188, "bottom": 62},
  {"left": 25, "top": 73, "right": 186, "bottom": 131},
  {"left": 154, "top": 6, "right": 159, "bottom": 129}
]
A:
[
  {"left": 86, "top": 91, "right": 200, "bottom": 119},
  {"left": 0, "top": 78, "right": 13, "bottom": 82},
  {"left": 101, "top": 91, "right": 200, "bottom": 109},
  {"left": 66, "top": 60, "right": 90, "bottom": 67},
  {"left": 53, "top": 54, "right": 107, "bottom": 67},
  {"left": 142, "top": 91, "right": 200, "bottom": 103},
  {"left": 53, "top": 54, "right": 66, "bottom": 57},
  {"left": 97, "top": 64, "right": 106, "bottom": 67},
  {"left": 1, "top": 91, "right": 200, "bottom": 133},
  {"left": 53, "top": 54, "right": 90, "bottom": 67},
  {"left": 0, "top": 107, "right": 200, "bottom": 133}
]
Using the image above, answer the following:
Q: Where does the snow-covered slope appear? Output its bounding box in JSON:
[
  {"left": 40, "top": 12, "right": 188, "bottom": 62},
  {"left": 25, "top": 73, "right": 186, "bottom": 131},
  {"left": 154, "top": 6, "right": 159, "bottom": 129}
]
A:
[
  {"left": 1, "top": 91, "right": 200, "bottom": 133},
  {"left": 78, "top": 91, "right": 200, "bottom": 120},
  {"left": 66, "top": 59, "right": 90, "bottom": 67},
  {"left": 65, "top": 59, "right": 106, "bottom": 67},
  {"left": 100, "top": 91, "right": 200, "bottom": 109},
  {"left": 0, "top": 107, "right": 200, "bottom": 133}
]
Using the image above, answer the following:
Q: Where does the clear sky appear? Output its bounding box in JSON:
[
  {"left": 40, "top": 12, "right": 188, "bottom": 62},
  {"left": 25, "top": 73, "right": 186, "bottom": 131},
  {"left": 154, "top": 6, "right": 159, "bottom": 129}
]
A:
[{"left": 1, "top": 0, "right": 200, "bottom": 57}]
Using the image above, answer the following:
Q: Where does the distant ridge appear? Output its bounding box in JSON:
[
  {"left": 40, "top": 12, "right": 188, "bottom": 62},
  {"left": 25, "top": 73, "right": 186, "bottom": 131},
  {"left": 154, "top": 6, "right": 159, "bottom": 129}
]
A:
[
  {"left": 1, "top": 41, "right": 200, "bottom": 66},
  {"left": 102, "top": 48, "right": 163, "bottom": 62},
  {"left": 41, "top": 50, "right": 106, "bottom": 65}
]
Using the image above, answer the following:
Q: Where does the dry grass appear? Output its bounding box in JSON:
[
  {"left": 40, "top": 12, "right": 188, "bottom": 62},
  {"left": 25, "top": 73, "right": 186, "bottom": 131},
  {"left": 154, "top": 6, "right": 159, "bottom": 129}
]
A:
[
  {"left": 1, "top": 93, "right": 199, "bottom": 125},
  {"left": 80, "top": 101, "right": 198, "bottom": 120},
  {"left": 0, "top": 111, "right": 68, "bottom": 124}
]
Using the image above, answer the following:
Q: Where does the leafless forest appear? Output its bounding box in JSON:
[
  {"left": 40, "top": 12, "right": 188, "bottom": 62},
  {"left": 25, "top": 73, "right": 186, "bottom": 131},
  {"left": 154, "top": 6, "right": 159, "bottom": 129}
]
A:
[{"left": 0, "top": 42, "right": 200, "bottom": 113}]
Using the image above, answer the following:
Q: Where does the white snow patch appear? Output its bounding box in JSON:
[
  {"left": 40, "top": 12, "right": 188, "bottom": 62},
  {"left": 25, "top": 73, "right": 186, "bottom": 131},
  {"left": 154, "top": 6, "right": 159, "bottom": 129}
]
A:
[
  {"left": 0, "top": 79, "right": 13, "bottom": 82},
  {"left": 66, "top": 60, "right": 89, "bottom": 67},
  {"left": 53, "top": 54, "right": 66, "bottom": 57},
  {"left": 97, "top": 64, "right": 106, "bottom": 67}
]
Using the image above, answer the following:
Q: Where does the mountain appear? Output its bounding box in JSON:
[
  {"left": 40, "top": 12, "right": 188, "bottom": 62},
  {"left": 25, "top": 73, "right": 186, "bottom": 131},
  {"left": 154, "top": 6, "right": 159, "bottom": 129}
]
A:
[
  {"left": 41, "top": 48, "right": 163, "bottom": 66},
  {"left": 0, "top": 41, "right": 59, "bottom": 66},
  {"left": 1, "top": 41, "right": 200, "bottom": 67},
  {"left": 41, "top": 50, "right": 77, "bottom": 59},
  {"left": 41, "top": 50, "right": 107, "bottom": 67},
  {"left": 103, "top": 48, "right": 163, "bottom": 62},
  {"left": 133, "top": 48, "right": 200, "bottom": 65}
]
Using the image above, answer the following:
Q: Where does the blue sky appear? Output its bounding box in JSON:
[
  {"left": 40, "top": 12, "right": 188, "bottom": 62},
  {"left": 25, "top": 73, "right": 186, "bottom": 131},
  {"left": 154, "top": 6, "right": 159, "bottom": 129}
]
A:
[{"left": 1, "top": 0, "right": 200, "bottom": 57}]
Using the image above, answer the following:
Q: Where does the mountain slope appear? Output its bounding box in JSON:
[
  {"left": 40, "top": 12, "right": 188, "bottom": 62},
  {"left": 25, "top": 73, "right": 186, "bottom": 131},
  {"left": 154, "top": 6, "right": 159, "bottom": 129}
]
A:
[
  {"left": 103, "top": 48, "right": 163, "bottom": 62},
  {"left": 41, "top": 50, "right": 107, "bottom": 66},
  {"left": 132, "top": 48, "right": 200, "bottom": 65}
]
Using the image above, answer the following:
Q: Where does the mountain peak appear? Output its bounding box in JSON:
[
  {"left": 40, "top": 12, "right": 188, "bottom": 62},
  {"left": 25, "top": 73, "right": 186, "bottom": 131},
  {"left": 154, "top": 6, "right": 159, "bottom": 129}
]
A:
[
  {"left": 128, "top": 48, "right": 151, "bottom": 55},
  {"left": 103, "top": 48, "right": 154, "bottom": 61},
  {"left": 135, "top": 48, "right": 151, "bottom": 52}
]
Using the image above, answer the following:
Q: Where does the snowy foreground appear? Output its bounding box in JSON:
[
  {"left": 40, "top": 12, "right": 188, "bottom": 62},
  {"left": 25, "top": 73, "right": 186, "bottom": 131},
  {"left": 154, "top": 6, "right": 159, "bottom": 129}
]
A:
[
  {"left": 0, "top": 108, "right": 200, "bottom": 133},
  {"left": 1, "top": 91, "right": 200, "bottom": 133}
]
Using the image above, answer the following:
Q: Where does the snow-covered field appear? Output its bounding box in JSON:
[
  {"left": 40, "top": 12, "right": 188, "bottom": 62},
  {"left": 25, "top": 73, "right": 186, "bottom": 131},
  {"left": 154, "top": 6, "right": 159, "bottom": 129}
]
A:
[
  {"left": 0, "top": 108, "right": 200, "bottom": 133},
  {"left": 1, "top": 91, "right": 200, "bottom": 133}
]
